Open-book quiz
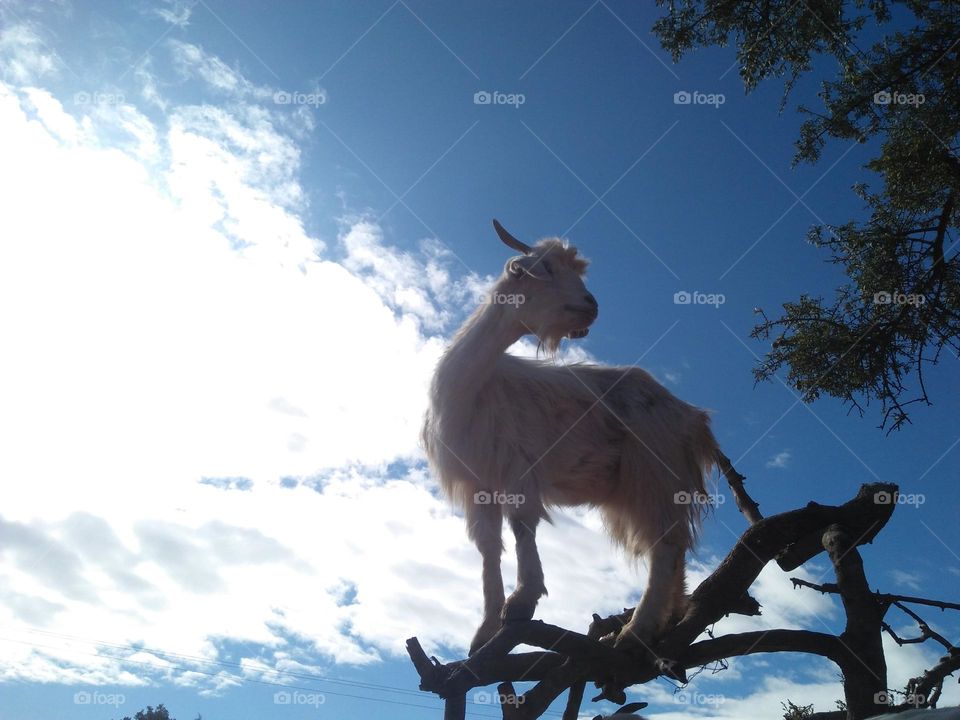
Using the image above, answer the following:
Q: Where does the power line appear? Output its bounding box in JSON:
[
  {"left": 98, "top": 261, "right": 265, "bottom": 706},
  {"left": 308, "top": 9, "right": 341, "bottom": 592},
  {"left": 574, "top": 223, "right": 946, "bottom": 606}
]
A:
[
  {"left": 0, "top": 630, "right": 568, "bottom": 718},
  {"left": 0, "top": 635, "right": 481, "bottom": 717},
  {"left": 9, "top": 625, "right": 428, "bottom": 700}
]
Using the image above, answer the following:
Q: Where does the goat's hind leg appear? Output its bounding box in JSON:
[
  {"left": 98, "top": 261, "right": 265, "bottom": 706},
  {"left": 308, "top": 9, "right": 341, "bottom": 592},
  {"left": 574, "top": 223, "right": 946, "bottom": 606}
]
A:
[
  {"left": 467, "top": 499, "right": 505, "bottom": 655},
  {"left": 501, "top": 509, "right": 547, "bottom": 623},
  {"left": 615, "top": 540, "right": 685, "bottom": 651}
]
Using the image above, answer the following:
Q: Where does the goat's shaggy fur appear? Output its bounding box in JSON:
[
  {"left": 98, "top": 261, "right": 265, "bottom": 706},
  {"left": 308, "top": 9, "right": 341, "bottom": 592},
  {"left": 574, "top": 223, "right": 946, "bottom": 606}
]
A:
[{"left": 421, "top": 222, "right": 718, "bottom": 654}]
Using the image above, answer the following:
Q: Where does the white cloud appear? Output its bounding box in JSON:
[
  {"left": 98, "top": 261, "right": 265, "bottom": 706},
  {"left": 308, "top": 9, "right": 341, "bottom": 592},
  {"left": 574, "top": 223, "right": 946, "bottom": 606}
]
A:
[
  {"left": 765, "top": 450, "right": 792, "bottom": 469},
  {"left": 0, "top": 62, "right": 449, "bottom": 682},
  {"left": 889, "top": 569, "right": 923, "bottom": 591},
  {"left": 168, "top": 40, "right": 270, "bottom": 98},
  {"left": 153, "top": 0, "right": 194, "bottom": 28},
  {"left": 339, "top": 220, "right": 472, "bottom": 332},
  {"left": 0, "top": 24, "right": 59, "bottom": 84},
  {"left": 0, "top": 49, "right": 618, "bottom": 693},
  {"left": 135, "top": 58, "right": 168, "bottom": 111}
]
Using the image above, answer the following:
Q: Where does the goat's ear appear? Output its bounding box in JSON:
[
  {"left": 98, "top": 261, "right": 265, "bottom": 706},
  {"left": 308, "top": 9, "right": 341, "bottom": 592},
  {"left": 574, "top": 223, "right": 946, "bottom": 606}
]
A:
[
  {"left": 508, "top": 255, "right": 548, "bottom": 279},
  {"left": 507, "top": 257, "right": 526, "bottom": 278}
]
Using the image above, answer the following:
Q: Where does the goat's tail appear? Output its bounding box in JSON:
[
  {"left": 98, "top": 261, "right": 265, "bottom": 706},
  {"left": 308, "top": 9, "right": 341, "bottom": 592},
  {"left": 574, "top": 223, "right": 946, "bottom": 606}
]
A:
[
  {"left": 603, "top": 405, "right": 718, "bottom": 557},
  {"left": 683, "top": 408, "right": 721, "bottom": 542}
]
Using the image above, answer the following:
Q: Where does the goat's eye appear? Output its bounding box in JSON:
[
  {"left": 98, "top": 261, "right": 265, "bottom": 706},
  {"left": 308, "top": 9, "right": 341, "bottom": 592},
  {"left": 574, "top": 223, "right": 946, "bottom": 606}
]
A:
[{"left": 540, "top": 260, "right": 553, "bottom": 275}]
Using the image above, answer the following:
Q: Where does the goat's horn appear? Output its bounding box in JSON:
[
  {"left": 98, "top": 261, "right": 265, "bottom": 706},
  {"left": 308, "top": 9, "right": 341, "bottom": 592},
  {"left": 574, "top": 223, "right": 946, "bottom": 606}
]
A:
[{"left": 493, "top": 219, "right": 532, "bottom": 255}]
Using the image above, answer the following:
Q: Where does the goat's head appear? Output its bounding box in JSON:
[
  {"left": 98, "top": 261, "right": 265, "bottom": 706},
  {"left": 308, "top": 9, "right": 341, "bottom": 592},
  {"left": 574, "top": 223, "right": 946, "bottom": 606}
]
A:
[{"left": 491, "top": 219, "right": 598, "bottom": 352}]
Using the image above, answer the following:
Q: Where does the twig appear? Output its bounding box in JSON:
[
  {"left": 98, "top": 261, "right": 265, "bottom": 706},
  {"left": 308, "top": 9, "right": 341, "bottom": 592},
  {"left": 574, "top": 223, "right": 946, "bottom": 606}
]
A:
[
  {"left": 791, "top": 578, "right": 960, "bottom": 613},
  {"left": 886, "top": 601, "right": 957, "bottom": 652},
  {"left": 717, "top": 450, "right": 763, "bottom": 524}
]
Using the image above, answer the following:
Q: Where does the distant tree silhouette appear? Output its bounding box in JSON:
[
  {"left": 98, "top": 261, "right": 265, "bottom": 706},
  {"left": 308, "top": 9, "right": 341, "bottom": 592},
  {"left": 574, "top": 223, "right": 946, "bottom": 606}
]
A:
[{"left": 118, "top": 704, "right": 172, "bottom": 720}]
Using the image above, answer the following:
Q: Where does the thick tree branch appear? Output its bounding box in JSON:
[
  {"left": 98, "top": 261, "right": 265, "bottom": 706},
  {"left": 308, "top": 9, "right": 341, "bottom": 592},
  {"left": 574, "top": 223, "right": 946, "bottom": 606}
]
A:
[
  {"left": 659, "top": 483, "right": 897, "bottom": 663},
  {"left": 822, "top": 524, "right": 887, "bottom": 719},
  {"left": 681, "top": 629, "right": 845, "bottom": 667}
]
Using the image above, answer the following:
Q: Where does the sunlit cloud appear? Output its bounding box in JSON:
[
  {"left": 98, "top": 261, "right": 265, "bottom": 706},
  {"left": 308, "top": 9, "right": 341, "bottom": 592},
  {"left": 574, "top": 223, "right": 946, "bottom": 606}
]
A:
[{"left": 765, "top": 450, "right": 791, "bottom": 469}]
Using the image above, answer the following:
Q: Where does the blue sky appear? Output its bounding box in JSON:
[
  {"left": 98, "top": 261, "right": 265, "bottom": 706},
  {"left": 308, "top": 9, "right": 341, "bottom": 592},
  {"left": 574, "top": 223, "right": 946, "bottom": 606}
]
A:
[{"left": 0, "top": 2, "right": 957, "bottom": 719}]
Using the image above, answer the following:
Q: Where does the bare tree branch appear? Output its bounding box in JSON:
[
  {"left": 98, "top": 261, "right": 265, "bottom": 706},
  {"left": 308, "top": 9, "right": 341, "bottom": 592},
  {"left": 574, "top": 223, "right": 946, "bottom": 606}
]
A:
[
  {"left": 717, "top": 450, "right": 763, "bottom": 524},
  {"left": 790, "top": 577, "right": 960, "bottom": 613},
  {"left": 408, "top": 482, "right": 903, "bottom": 719}
]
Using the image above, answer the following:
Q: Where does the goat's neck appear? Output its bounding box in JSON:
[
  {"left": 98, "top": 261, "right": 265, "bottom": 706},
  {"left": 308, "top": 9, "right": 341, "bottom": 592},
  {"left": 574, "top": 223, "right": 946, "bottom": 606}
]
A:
[{"left": 433, "top": 301, "right": 523, "bottom": 405}]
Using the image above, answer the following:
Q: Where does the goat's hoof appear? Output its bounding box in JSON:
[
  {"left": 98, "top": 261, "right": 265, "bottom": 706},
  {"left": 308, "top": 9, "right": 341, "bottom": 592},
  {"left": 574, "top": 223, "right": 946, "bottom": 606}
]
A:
[
  {"left": 469, "top": 618, "right": 502, "bottom": 655},
  {"left": 656, "top": 657, "right": 687, "bottom": 682},
  {"left": 590, "top": 683, "right": 627, "bottom": 705},
  {"left": 589, "top": 613, "right": 626, "bottom": 641},
  {"left": 501, "top": 594, "right": 537, "bottom": 623},
  {"left": 613, "top": 623, "right": 656, "bottom": 654}
]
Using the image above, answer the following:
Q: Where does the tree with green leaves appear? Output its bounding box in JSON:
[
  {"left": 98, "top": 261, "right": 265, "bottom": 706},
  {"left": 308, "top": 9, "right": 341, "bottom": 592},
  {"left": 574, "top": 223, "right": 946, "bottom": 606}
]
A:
[{"left": 654, "top": 0, "right": 959, "bottom": 430}]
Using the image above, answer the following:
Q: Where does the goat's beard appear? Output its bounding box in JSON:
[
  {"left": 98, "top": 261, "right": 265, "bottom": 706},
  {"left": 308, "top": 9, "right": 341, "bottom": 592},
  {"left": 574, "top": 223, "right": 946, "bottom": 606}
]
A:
[{"left": 536, "top": 325, "right": 576, "bottom": 355}]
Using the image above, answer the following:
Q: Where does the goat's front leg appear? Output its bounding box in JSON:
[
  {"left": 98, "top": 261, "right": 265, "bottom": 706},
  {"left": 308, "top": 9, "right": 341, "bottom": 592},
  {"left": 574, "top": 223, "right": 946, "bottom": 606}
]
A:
[
  {"left": 501, "top": 512, "right": 547, "bottom": 622},
  {"left": 467, "top": 500, "right": 505, "bottom": 655},
  {"left": 615, "top": 540, "right": 684, "bottom": 651}
]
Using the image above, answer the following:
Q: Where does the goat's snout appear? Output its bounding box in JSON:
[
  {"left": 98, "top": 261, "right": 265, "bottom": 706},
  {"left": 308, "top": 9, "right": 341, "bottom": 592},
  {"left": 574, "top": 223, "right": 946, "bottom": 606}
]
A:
[{"left": 584, "top": 292, "right": 598, "bottom": 313}]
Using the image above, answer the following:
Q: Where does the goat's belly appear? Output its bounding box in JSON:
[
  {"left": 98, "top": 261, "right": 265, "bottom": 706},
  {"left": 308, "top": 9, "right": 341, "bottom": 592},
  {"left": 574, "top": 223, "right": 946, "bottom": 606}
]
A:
[{"left": 541, "top": 461, "right": 619, "bottom": 507}]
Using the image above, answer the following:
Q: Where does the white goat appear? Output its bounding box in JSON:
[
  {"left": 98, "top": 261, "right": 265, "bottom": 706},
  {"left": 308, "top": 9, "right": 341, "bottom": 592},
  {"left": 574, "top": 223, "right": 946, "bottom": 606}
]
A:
[{"left": 421, "top": 220, "right": 718, "bottom": 654}]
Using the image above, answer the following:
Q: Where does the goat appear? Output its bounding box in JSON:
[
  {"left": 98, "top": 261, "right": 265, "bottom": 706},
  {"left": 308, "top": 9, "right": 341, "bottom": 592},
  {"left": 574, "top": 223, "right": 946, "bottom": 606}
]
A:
[{"left": 421, "top": 220, "right": 718, "bottom": 654}]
